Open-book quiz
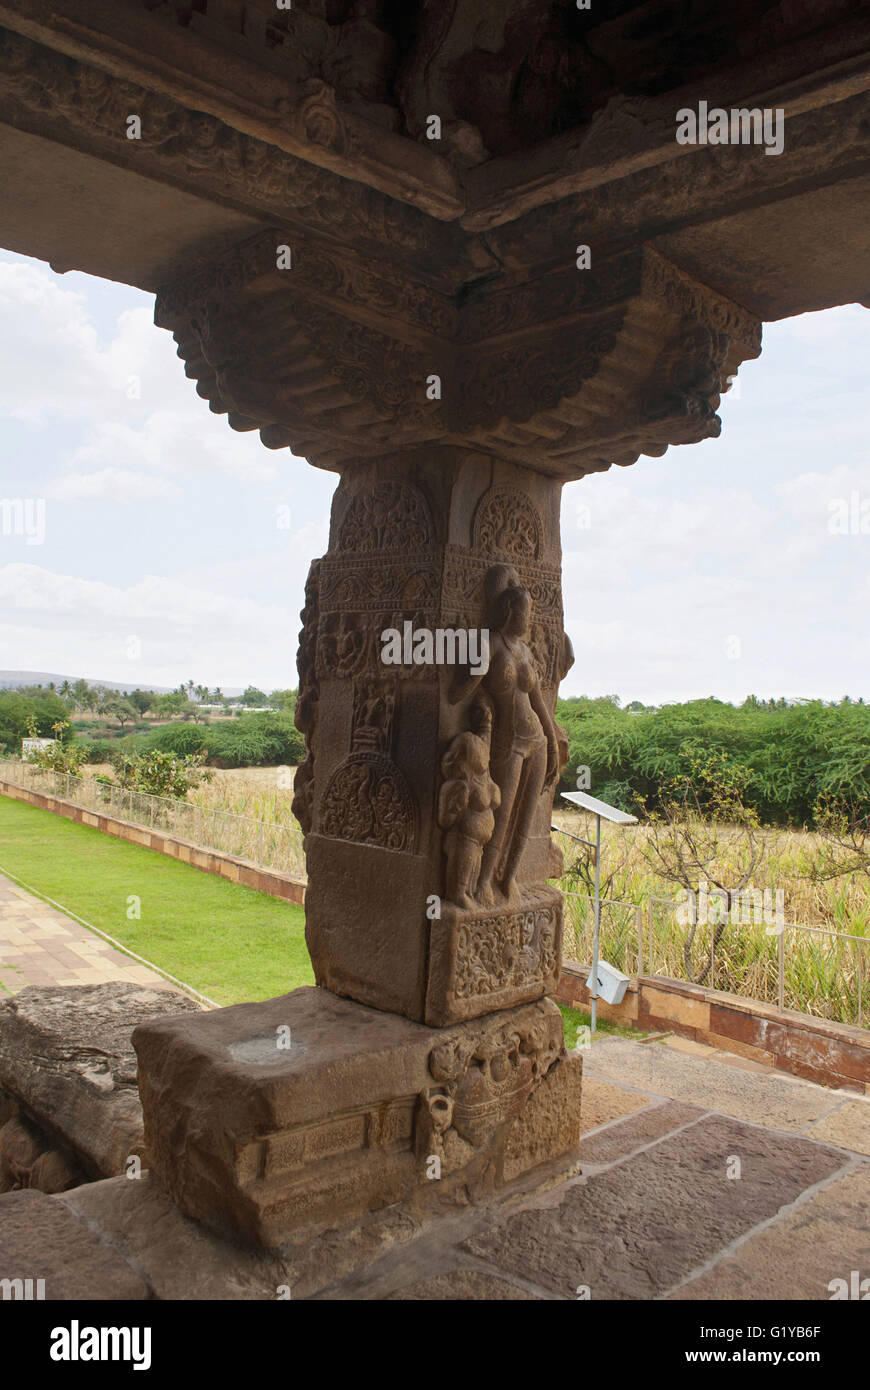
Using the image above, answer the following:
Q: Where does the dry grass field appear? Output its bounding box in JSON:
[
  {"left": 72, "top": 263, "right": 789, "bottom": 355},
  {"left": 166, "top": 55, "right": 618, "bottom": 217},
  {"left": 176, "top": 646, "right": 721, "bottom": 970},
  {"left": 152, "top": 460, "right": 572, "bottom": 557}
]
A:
[{"left": 20, "top": 761, "right": 869, "bottom": 1024}]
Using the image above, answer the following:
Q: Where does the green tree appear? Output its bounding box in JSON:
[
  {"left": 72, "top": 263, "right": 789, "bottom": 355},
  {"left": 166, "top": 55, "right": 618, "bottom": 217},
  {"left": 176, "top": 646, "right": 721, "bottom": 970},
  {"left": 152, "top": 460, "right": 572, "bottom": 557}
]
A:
[
  {"left": 153, "top": 691, "right": 188, "bottom": 718},
  {"left": 128, "top": 689, "right": 153, "bottom": 716},
  {"left": 103, "top": 696, "right": 138, "bottom": 730}
]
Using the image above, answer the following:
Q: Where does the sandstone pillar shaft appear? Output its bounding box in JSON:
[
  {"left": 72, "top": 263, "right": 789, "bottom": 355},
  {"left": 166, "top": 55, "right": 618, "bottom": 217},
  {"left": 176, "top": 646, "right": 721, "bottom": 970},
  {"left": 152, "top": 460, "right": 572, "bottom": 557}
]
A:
[{"left": 293, "top": 446, "right": 571, "bottom": 1024}]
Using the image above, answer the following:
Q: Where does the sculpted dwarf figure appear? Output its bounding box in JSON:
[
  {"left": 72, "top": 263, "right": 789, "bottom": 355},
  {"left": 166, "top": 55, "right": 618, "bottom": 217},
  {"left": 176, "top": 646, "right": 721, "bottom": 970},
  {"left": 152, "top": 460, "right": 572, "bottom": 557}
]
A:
[
  {"left": 450, "top": 563, "right": 561, "bottom": 905},
  {"left": 438, "top": 701, "right": 501, "bottom": 908}
]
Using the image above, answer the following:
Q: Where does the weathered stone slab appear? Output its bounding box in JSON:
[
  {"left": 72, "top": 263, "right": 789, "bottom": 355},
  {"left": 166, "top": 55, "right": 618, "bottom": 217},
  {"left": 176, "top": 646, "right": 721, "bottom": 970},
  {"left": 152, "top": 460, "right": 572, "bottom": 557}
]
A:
[
  {"left": 577, "top": 1076, "right": 652, "bottom": 1134},
  {"left": 133, "top": 986, "right": 581, "bottom": 1247},
  {"left": 463, "top": 1115, "right": 847, "bottom": 1299},
  {"left": 0, "top": 984, "right": 201, "bottom": 1179},
  {"left": 806, "top": 1100, "right": 870, "bottom": 1156},
  {"left": 670, "top": 1165, "right": 870, "bottom": 1300},
  {"left": 579, "top": 1100, "right": 705, "bottom": 1165},
  {"left": 59, "top": 1176, "right": 288, "bottom": 1302},
  {"left": 386, "top": 1269, "right": 541, "bottom": 1300},
  {"left": 583, "top": 1036, "right": 843, "bottom": 1131},
  {"left": 0, "top": 1189, "right": 150, "bottom": 1300}
]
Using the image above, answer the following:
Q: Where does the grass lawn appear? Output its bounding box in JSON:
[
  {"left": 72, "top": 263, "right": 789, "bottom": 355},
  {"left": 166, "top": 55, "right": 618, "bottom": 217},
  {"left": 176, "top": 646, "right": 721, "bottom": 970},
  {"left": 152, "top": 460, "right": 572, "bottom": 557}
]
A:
[
  {"left": 0, "top": 796, "right": 617, "bottom": 1045},
  {"left": 0, "top": 795, "right": 313, "bottom": 1005}
]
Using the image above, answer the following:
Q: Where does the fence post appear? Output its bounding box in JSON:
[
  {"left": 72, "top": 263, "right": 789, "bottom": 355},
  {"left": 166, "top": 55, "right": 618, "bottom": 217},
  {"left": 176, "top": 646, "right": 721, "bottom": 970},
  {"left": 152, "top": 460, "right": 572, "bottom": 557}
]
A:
[
  {"left": 258, "top": 820, "right": 264, "bottom": 867},
  {"left": 777, "top": 925, "right": 785, "bottom": 1011},
  {"left": 636, "top": 903, "right": 643, "bottom": 979},
  {"left": 858, "top": 944, "right": 864, "bottom": 1031},
  {"left": 149, "top": 794, "right": 155, "bottom": 829}
]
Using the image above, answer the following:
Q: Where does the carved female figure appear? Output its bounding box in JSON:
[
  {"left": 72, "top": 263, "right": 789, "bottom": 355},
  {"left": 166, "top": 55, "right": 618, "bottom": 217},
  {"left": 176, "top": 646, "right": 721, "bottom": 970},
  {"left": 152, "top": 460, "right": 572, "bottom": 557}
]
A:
[{"left": 450, "top": 563, "right": 560, "bottom": 905}]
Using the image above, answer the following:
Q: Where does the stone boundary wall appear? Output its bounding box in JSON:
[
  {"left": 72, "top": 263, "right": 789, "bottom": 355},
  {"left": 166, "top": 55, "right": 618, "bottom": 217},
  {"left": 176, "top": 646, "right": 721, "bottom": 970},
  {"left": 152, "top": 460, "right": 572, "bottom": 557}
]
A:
[
  {"left": 0, "top": 780, "right": 306, "bottom": 907},
  {"left": 556, "top": 961, "right": 870, "bottom": 1093}
]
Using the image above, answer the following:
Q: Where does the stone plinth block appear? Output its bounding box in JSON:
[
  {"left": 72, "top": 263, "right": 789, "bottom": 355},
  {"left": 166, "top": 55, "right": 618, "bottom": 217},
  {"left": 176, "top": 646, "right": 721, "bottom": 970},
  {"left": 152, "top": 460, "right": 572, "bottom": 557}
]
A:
[
  {"left": 426, "top": 887, "right": 562, "bottom": 1025},
  {"left": 133, "top": 987, "right": 581, "bottom": 1248}
]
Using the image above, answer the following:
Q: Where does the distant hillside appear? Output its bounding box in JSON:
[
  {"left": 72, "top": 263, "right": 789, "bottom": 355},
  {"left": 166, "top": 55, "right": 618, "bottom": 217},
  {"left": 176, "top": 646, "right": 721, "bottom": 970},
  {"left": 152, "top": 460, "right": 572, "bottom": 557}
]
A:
[
  {"left": 0, "top": 671, "right": 243, "bottom": 696},
  {"left": 0, "top": 671, "right": 174, "bottom": 693}
]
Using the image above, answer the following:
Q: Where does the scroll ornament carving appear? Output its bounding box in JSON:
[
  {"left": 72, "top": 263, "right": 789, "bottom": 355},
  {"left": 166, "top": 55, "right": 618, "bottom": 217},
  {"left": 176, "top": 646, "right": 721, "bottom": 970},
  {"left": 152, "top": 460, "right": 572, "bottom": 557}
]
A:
[
  {"left": 338, "top": 481, "right": 433, "bottom": 553},
  {"left": 320, "top": 753, "right": 416, "bottom": 852},
  {"left": 454, "top": 904, "right": 559, "bottom": 1001}
]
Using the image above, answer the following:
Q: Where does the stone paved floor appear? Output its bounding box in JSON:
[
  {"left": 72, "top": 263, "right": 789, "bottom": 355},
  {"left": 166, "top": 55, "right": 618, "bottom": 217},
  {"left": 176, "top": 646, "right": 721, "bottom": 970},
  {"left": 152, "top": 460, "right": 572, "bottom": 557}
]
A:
[
  {"left": 0, "top": 870, "right": 176, "bottom": 995},
  {"left": 3, "top": 1032, "right": 867, "bottom": 1300},
  {"left": 342, "top": 1039, "right": 870, "bottom": 1300}
]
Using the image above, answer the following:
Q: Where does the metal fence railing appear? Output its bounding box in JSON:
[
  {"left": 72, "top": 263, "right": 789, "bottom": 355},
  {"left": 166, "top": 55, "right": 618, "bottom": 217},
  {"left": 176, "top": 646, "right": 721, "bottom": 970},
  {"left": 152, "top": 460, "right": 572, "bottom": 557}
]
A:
[
  {"left": 0, "top": 759, "right": 306, "bottom": 881},
  {"left": 562, "top": 890, "right": 869, "bottom": 1030}
]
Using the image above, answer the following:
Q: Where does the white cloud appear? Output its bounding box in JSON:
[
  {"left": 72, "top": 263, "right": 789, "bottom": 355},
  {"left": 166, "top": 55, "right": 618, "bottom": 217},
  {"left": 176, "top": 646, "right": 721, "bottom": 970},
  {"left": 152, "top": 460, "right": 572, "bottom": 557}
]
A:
[
  {"left": 0, "top": 259, "right": 282, "bottom": 486},
  {"left": 0, "top": 562, "right": 296, "bottom": 689},
  {"left": 44, "top": 468, "right": 182, "bottom": 503}
]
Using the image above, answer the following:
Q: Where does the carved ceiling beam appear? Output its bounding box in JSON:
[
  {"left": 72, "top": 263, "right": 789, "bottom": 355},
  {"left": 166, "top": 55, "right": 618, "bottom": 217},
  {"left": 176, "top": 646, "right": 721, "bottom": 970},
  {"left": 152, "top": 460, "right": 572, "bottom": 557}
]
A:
[
  {"left": 4, "top": 0, "right": 870, "bottom": 238},
  {"left": 4, "top": 17, "right": 870, "bottom": 300},
  {"left": 0, "top": 24, "right": 482, "bottom": 289},
  {"left": 462, "top": 12, "right": 870, "bottom": 229},
  {"left": 482, "top": 82, "right": 870, "bottom": 273},
  {"left": 0, "top": 0, "right": 464, "bottom": 219}
]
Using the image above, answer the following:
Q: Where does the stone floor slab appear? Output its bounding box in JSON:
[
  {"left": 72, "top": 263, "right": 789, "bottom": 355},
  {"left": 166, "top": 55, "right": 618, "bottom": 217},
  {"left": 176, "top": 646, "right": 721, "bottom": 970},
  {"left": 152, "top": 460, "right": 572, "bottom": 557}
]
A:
[
  {"left": 584, "top": 1036, "right": 843, "bottom": 1130},
  {"left": 463, "top": 1114, "right": 849, "bottom": 1300},
  {"left": 386, "top": 1269, "right": 541, "bottom": 1299},
  {"left": 60, "top": 1176, "right": 288, "bottom": 1301},
  {"left": 670, "top": 1164, "right": 870, "bottom": 1300},
  {"left": 804, "top": 1100, "right": 870, "bottom": 1156},
  {"left": 0, "top": 1188, "right": 150, "bottom": 1300},
  {"left": 577, "top": 1075, "right": 652, "bottom": 1134},
  {"left": 579, "top": 1099, "right": 706, "bottom": 1165}
]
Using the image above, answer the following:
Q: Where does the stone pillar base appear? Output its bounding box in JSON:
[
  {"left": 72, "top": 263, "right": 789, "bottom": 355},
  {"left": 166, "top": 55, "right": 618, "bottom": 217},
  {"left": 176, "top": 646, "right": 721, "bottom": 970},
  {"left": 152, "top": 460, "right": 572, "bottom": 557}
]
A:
[{"left": 133, "top": 987, "right": 581, "bottom": 1248}]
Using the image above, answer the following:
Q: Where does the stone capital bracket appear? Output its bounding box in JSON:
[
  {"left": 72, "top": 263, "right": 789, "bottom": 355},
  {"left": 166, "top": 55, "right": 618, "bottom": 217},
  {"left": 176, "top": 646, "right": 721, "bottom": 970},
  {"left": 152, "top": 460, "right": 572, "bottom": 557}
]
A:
[{"left": 155, "top": 234, "right": 761, "bottom": 478}]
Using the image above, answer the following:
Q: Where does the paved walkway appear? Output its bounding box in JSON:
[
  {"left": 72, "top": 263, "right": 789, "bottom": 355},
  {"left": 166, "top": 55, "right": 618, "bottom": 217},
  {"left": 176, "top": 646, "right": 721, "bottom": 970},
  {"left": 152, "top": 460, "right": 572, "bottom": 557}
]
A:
[{"left": 0, "top": 870, "right": 175, "bottom": 995}]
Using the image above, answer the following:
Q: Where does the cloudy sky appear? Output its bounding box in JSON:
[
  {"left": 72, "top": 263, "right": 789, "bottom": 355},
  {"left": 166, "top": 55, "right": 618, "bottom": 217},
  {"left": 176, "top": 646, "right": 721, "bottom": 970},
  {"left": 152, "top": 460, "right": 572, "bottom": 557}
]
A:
[{"left": 0, "top": 248, "right": 867, "bottom": 704}]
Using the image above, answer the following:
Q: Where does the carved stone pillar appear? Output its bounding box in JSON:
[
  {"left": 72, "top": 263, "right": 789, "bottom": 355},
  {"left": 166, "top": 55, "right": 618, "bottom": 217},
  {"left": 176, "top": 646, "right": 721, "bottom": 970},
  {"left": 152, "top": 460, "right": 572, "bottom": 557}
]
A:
[
  {"left": 296, "top": 446, "right": 569, "bottom": 1025},
  {"left": 134, "top": 222, "right": 761, "bottom": 1247}
]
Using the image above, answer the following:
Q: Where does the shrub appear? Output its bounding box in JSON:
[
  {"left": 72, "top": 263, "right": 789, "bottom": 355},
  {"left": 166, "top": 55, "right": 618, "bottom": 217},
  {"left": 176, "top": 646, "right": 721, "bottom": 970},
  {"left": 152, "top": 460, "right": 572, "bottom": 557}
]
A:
[
  {"left": 150, "top": 724, "right": 209, "bottom": 758},
  {"left": 111, "top": 749, "right": 210, "bottom": 800}
]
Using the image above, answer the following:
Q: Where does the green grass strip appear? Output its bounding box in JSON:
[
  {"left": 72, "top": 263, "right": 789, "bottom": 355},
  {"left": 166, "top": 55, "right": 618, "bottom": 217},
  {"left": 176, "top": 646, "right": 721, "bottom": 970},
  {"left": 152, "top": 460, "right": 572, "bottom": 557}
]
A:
[{"left": 0, "top": 795, "right": 313, "bottom": 1005}]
